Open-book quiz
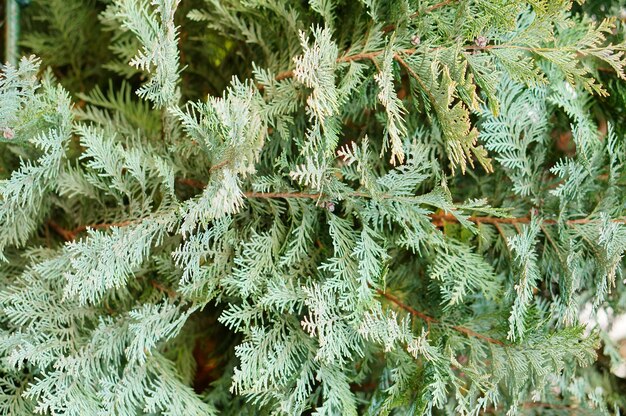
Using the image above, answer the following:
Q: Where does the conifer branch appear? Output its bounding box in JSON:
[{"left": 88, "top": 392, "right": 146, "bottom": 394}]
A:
[
  {"left": 209, "top": 159, "right": 231, "bottom": 172},
  {"left": 377, "top": 290, "right": 506, "bottom": 346},
  {"left": 422, "top": 0, "right": 457, "bottom": 14},
  {"left": 430, "top": 213, "right": 626, "bottom": 226},
  {"left": 177, "top": 177, "right": 207, "bottom": 189},
  {"left": 48, "top": 220, "right": 79, "bottom": 242},
  {"left": 244, "top": 191, "right": 322, "bottom": 200},
  {"left": 50, "top": 182, "right": 625, "bottom": 242},
  {"left": 272, "top": 50, "right": 391, "bottom": 84},
  {"left": 219, "top": 184, "right": 626, "bottom": 227},
  {"left": 150, "top": 279, "right": 178, "bottom": 299},
  {"left": 48, "top": 219, "right": 142, "bottom": 241},
  {"left": 484, "top": 401, "right": 577, "bottom": 414},
  {"left": 7, "top": 4, "right": 625, "bottom": 413},
  {"left": 52, "top": 217, "right": 508, "bottom": 348},
  {"left": 393, "top": 54, "right": 435, "bottom": 100},
  {"left": 271, "top": 27, "right": 626, "bottom": 99}
]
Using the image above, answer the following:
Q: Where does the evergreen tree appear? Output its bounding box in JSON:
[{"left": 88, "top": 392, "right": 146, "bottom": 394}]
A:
[{"left": 1, "top": 0, "right": 626, "bottom": 414}]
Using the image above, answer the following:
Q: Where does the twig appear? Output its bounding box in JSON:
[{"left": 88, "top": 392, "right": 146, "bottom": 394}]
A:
[
  {"left": 51, "top": 182, "right": 624, "bottom": 241},
  {"left": 49, "top": 219, "right": 139, "bottom": 242},
  {"left": 540, "top": 223, "right": 562, "bottom": 259},
  {"left": 493, "top": 222, "right": 512, "bottom": 256},
  {"left": 421, "top": 0, "right": 457, "bottom": 15},
  {"left": 71, "top": 219, "right": 136, "bottom": 236},
  {"left": 376, "top": 289, "right": 435, "bottom": 323},
  {"left": 50, "top": 219, "right": 505, "bottom": 347},
  {"left": 150, "top": 280, "right": 178, "bottom": 299},
  {"left": 394, "top": 53, "right": 436, "bottom": 102},
  {"left": 48, "top": 221, "right": 76, "bottom": 241},
  {"left": 209, "top": 159, "right": 230, "bottom": 172},
  {"left": 376, "top": 289, "right": 506, "bottom": 346},
  {"left": 177, "top": 177, "right": 208, "bottom": 189},
  {"left": 483, "top": 401, "right": 584, "bottom": 414},
  {"left": 430, "top": 212, "right": 626, "bottom": 226},
  {"left": 268, "top": 50, "right": 392, "bottom": 85},
  {"left": 245, "top": 191, "right": 321, "bottom": 200},
  {"left": 267, "top": 33, "right": 621, "bottom": 95}
]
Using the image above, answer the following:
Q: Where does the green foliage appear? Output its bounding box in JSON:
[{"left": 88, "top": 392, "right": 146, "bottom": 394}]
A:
[{"left": 1, "top": 0, "right": 626, "bottom": 415}]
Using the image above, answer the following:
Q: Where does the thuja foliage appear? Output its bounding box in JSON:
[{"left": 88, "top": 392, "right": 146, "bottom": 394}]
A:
[{"left": 1, "top": 0, "right": 626, "bottom": 414}]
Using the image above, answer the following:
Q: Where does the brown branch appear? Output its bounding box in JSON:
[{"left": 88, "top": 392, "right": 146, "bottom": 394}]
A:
[
  {"left": 150, "top": 279, "right": 178, "bottom": 299},
  {"left": 244, "top": 191, "right": 321, "bottom": 200},
  {"left": 493, "top": 222, "right": 510, "bottom": 249},
  {"left": 49, "top": 192, "right": 323, "bottom": 241},
  {"left": 394, "top": 53, "right": 435, "bottom": 102},
  {"left": 258, "top": 0, "right": 623, "bottom": 95},
  {"left": 338, "top": 51, "right": 388, "bottom": 64},
  {"left": 48, "top": 221, "right": 78, "bottom": 241},
  {"left": 50, "top": 182, "right": 626, "bottom": 243},
  {"left": 430, "top": 213, "right": 626, "bottom": 227},
  {"left": 47, "top": 190, "right": 619, "bottom": 349},
  {"left": 71, "top": 220, "right": 136, "bottom": 236},
  {"left": 431, "top": 213, "right": 533, "bottom": 226},
  {"left": 484, "top": 401, "right": 582, "bottom": 414},
  {"left": 540, "top": 223, "right": 563, "bottom": 259},
  {"left": 376, "top": 289, "right": 436, "bottom": 323},
  {"left": 421, "top": 0, "right": 457, "bottom": 14},
  {"left": 209, "top": 159, "right": 230, "bottom": 172},
  {"left": 49, "top": 219, "right": 139, "bottom": 242},
  {"left": 177, "top": 177, "right": 207, "bottom": 189},
  {"left": 267, "top": 50, "right": 391, "bottom": 86},
  {"left": 521, "top": 402, "right": 574, "bottom": 411},
  {"left": 376, "top": 290, "right": 506, "bottom": 346},
  {"left": 274, "top": 69, "right": 294, "bottom": 82},
  {"left": 177, "top": 178, "right": 621, "bottom": 226}
]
